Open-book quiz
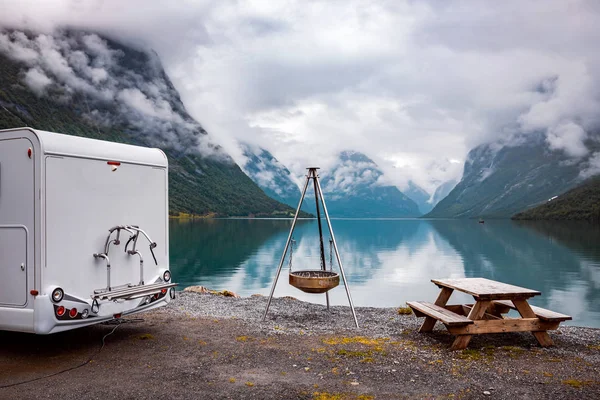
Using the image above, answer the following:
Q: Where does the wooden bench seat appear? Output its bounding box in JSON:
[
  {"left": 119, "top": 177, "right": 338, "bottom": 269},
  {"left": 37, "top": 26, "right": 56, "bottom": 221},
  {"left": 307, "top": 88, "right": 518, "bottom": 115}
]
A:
[
  {"left": 492, "top": 300, "right": 572, "bottom": 322},
  {"left": 407, "top": 301, "right": 473, "bottom": 326}
]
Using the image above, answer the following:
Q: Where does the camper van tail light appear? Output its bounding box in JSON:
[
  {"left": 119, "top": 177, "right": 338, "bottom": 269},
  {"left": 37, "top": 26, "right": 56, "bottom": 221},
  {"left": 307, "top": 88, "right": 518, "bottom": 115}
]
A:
[
  {"left": 107, "top": 161, "right": 121, "bottom": 166},
  {"left": 163, "top": 271, "right": 171, "bottom": 282},
  {"left": 69, "top": 308, "right": 78, "bottom": 318},
  {"left": 52, "top": 288, "right": 64, "bottom": 303},
  {"left": 161, "top": 289, "right": 167, "bottom": 295},
  {"left": 56, "top": 306, "right": 66, "bottom": 317},
  {"left": 81, "top": 309, "right": 89, "bottom": 319},
  {"left": 30, "top": 290, "right": 39, "bottom": 296}
]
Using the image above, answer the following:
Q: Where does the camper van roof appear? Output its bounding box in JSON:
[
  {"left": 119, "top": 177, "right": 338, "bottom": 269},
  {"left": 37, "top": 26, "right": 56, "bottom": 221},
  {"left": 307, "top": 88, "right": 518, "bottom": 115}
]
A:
[{"left": 4, "top": 128, "right": 167, "bottom": 167}]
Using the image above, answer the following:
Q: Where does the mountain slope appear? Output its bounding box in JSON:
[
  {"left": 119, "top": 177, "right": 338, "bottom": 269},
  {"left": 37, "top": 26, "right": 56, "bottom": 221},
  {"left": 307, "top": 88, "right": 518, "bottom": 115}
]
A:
[
  {"left": 0, "top": 29, "right": 294, "bottom": 217},
  {"left": 316, "top": 151, "right": 421, "bottom": 217},
  {"left": 513, "top": 176, "right": 600, "bottom": 221},
  {"left": 240, "top": 143, "right": 302, "bottom": 208},
  {"left": 430, "top": 179, "right": 457, "bottom": 208},
  {"left": 404, "top": 181, "right": 432, "bottom": 214},
  {"left": 426, "top": 133, "right": 599, "bottom": 218}
]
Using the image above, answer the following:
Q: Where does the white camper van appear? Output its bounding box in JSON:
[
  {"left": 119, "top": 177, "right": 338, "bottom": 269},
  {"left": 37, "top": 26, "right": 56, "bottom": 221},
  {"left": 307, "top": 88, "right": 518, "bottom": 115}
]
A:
[{"left": 0, "top": 127, "right": 176, "bottom": 334}]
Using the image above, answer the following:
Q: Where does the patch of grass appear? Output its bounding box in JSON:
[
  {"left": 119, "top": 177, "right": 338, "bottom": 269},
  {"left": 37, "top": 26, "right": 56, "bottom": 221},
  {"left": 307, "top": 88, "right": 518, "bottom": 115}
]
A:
[
  {"left": 357, "top": 396, "right": 375, "bottom": 400},
  {"left": 360, "top": 357, "right": 374, "bottom": 363},
  {"left": 397, "top": 306, "right": 413, "bottom": 315},
  {"left": 323, "top": 336, "right": 390, "bottom": 346},
  {"left": 458, "top": 349, "right": 483, "bottom": 361},
  {"left": 543, "top": 372, "right": 553, "bottom": 377},
  {"left": 236, "top": 336, "right": 251, "bottom": 342},
  {"left": 337, "top": 349, "right": 372, "bottom": 358},
  {"left": 587, "top": 344, "right": 600, "bottom": 351},
  {"left": 245, "top": 382, "right": 255, "bottom": 387},
  {"left": 138, "top": 333, "right": 154, "bottom": 340},
  {"left": 562, "top": 379, "right": 594, "bottom": 388},
  {"left": 312, "top": 392, "right": 344, "bottom": 400},
  {"left": 501, "top": 346, "right": 525, "bottom": 359},
  {"left": 229, "top": 378, "right": 236, "bottom": 383},
  {"left": 198, "top": 340, "right": 207, "bottom": 346}
]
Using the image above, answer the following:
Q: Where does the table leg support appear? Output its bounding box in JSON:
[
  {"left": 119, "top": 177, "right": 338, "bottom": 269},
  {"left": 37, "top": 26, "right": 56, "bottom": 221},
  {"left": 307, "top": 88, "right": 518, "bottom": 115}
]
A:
[
  {"left": 419, "top": 287, "right": 453, "bottom": 333},
  {"left": 512, "top": 299, "right": 554, "bottom": 347},
  {"left": 450, "top": 300, "right": 491, "bottom": 350}
]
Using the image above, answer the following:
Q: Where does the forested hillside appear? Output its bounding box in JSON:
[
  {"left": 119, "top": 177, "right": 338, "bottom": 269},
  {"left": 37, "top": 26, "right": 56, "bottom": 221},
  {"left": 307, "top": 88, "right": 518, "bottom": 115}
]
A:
[{"left": 0, "top": 30, "right": 295, "bottom": 217}]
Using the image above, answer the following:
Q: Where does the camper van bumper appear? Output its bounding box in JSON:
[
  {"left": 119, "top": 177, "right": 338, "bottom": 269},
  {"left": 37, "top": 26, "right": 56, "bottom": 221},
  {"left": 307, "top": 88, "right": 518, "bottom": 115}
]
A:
[{"left": 33, "top": 292, "right": 173, "bottom": 335}]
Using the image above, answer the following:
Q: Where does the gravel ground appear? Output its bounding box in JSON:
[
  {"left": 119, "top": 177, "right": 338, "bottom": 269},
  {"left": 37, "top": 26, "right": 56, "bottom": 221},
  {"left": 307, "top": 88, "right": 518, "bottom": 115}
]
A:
[{"left": 1, "top": 291, "right": 599, "bottom": 399}]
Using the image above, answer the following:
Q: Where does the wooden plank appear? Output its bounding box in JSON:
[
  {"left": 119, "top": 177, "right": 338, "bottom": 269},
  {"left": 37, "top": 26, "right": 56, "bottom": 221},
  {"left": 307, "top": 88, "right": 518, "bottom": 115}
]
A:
[
  {"left": 487, "top": 302, "right": 511, "bottom": 316},
  {"left": 444, "top": 305, "right": 467, "bottom": 315},
  {"left": 447, "top": 319, "right": 560, "bottom": 335},
  {"left": 407, "top": 301, "right": 473, "bottom": 326},
  {"left": 461, "top": 304, "right": 502, "bottom": 320},
  {"left": 511, "top": 299, "right": 554, "bottom": 347},
  {"left": 493, "top": 300, "right": 572, "bottom": 322},
  {"left": 450, "top": 300, "right": 491, "bottom": 350},
  {"left": 431, "top": 278, "right": 540, "bottom": 300},
  {"left": 419, "top": 287, "right": 454, "bottom": 333}
]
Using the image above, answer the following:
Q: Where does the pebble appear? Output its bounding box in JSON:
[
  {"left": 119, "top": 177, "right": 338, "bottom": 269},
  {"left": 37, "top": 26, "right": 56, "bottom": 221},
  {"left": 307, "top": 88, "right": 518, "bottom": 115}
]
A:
[{"left": 483, "top": 391, "right": 491, "bottom": 396}]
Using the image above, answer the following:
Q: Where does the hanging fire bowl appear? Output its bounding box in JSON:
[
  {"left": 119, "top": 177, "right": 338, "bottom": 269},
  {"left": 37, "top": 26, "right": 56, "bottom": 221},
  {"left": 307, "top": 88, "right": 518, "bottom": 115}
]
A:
[{"left": 289, "top": 270, "right": 340, "bottom": 294}]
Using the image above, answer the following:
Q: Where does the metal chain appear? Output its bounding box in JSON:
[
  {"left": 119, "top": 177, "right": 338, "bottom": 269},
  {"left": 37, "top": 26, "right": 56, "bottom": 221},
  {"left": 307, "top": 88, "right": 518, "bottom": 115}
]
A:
[
  {"left": 329, "top": 239, "right": 333, "bottom": 270},
  {"left": 288, "top": 239, "right": 295, "bottom": 271}
]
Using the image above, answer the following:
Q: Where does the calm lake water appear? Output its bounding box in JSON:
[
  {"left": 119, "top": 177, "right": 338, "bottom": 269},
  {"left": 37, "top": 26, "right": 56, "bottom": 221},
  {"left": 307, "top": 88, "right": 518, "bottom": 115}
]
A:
[{"left": 170, "top": 218, "right": 600, "bottom": 328}]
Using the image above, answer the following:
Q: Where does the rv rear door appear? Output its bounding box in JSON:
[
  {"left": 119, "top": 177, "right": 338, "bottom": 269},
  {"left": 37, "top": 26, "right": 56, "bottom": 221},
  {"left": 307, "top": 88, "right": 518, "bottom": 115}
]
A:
[{"left": 0, "top": 138, "right": 33, "bottom": 307}]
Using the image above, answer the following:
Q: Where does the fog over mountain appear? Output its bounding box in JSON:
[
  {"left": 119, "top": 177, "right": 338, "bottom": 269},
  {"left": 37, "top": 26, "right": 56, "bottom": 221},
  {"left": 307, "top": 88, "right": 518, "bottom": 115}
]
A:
[{"left": 1, "top": 1, "right": 600, "bottom": 196}]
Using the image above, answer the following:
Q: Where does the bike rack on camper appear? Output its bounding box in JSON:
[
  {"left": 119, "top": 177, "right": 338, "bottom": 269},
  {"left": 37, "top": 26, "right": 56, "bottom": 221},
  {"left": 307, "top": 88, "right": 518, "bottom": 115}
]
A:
[{"left": 0, "top": 127, "right": 177, "bottom": 334}]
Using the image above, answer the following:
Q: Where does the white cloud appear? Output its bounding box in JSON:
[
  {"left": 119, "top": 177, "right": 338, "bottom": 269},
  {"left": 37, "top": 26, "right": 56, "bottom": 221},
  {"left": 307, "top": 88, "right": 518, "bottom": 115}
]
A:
[
  {"left": 580, "top": 152, "right": 600, "bottom": 179},
  {"left": 546, "top": 122, "right": 589, "bottom": 158},
  {"left": 1, "top": 0, "right": 600, "bottom": 191},
  {"left": 23, "top": 67, "right": 52, "bottom": 96}
]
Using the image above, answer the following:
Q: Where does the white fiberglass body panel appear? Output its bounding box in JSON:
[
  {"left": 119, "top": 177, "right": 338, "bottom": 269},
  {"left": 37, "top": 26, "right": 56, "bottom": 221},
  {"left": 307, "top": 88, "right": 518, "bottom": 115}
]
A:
[
  {"left": 0, "top": 127, "right": 173, "bottom": 334},
  {"left": 44, "top": 156, "right": 168, "bottom": 297}
]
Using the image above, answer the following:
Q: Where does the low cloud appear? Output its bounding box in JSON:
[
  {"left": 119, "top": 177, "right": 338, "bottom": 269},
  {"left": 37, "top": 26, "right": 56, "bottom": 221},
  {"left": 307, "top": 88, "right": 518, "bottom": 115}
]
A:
[
  {"left": 23, "top": 67, "right": 52, "bottom": 95},
  {"left": 0, "top": 29, "right": 223, "bottom": 157},
  {"left": 1, "top": 1, "right": 600, "bottom": 190},
  {"left": 580, "top": 152, "right": 600, "bottom": 179},
  {"left": 546, "top": 122, "right": 589, "bottom": 158}
]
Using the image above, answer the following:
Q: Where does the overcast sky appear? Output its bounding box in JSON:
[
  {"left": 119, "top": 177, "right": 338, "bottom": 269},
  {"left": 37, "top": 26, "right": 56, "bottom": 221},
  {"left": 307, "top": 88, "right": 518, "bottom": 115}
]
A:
[{"left": 1, "top": 0, "right": 600, "bottom": 193}]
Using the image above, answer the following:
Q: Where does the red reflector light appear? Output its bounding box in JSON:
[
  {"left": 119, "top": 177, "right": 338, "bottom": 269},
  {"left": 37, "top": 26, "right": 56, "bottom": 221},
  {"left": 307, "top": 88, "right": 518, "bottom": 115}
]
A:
[
  {"left": 56, "top": 306, "right": 66, "bottom": 316},
  {"left": 107, "top": 161, "right": 121, "bottom": 166},
  {"left": 27, "top": 148, "right": 32, "bottom": 158},
  {"left": 69, "top": 308, "right": 78, "bottom": 318},
  {"left": 161, "top": 289, "right": 167, "bottom": 295},
  {"left": 114, "top": 313, "right": 122, "bottom": 319},
  {"left": 30, "top": 290, "right": 39, "bottom": 296}
]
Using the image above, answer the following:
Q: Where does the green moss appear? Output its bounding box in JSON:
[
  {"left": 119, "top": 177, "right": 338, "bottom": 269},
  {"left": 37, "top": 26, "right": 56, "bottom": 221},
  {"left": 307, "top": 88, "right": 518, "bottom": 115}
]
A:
[
  {"left": 397, "top": 306, "right": 413, "bottom": 315},
  {"left": 562, "top": 379, "right": 594, "bottom": 388}
]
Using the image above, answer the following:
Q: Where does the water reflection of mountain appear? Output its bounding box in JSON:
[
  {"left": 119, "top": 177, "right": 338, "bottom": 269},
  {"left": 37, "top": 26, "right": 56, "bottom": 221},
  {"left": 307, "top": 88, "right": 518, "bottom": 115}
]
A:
[
  {"left": 236, "top": 219, "right": 427, "bottom": 291},
  {"left": 429, "top": 219, "right": 600, "bottom": 324},
  {"left": 514, "top": 221, "right": 600, "bottom": 298},
  {"left": 169, "top": 219, "right": 297, "bottom": 287}
]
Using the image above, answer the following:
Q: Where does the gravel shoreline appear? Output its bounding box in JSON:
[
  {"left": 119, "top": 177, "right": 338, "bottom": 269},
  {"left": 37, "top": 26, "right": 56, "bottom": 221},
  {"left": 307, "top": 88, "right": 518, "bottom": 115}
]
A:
[{"left": 1, "top": 291, "right": 599, "bottom": 399}]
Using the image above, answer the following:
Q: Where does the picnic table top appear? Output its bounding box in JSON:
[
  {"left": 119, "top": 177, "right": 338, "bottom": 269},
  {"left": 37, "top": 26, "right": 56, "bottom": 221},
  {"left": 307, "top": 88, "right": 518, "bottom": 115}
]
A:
[{"left": 431, "top": 277, "right": 541, "bottom": 300}]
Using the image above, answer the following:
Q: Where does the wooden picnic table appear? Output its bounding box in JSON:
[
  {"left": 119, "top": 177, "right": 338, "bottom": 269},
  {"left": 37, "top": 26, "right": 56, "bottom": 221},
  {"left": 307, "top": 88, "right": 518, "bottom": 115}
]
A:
[{"left": 407, "top": 278, "right": 572, "bottom": 350}]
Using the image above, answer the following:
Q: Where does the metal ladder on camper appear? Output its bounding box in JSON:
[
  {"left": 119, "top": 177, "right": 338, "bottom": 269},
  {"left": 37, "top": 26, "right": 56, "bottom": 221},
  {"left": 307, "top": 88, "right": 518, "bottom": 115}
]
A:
[{"left": 92, "top": 225, "right": 176, "bottom": 301}]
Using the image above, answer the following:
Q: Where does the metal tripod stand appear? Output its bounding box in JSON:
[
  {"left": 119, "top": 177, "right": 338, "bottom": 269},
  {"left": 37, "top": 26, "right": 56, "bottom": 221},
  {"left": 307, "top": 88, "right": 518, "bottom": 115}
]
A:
[{"left": 262, "top": 167, "right": 359, "bottom": 328}]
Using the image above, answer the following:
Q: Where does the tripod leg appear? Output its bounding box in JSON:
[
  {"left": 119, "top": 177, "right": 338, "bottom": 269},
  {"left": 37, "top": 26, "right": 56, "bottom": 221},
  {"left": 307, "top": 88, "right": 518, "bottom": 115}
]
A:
[
  {"left": 263, "top": 174, "right": 311, "bottom": 321},
  {"left": 314, "top": 175, "right": 359, "bottom": 328}
]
